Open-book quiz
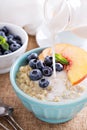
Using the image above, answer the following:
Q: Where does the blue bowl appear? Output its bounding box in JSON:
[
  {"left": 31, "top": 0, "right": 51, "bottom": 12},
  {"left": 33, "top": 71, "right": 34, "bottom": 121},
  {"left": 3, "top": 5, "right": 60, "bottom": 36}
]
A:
[{"left": 10, "top": 47, "right": 87, "bottom": 124}]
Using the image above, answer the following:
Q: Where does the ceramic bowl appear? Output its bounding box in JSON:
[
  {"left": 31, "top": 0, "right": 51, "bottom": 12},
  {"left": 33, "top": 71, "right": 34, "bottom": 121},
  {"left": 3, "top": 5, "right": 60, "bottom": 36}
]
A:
[
  {"left": 10, "top": 47, "right": 87, "bottom": 124},
  {"left": 0, "top": 23, "right": 28, "bottom": 74}
]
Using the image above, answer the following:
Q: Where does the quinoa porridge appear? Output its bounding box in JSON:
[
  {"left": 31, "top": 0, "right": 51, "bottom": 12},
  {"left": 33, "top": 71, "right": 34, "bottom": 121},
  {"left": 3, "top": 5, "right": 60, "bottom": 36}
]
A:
[
  {"left": 16, "top": 65, "right": 86, "bottom": 102},
  {"left": 16, "top": 47, "right": 87, "bottom": 102}
]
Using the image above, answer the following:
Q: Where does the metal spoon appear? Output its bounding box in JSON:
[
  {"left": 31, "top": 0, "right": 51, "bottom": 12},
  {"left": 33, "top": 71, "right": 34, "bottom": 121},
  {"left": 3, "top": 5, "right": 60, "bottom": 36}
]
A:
[{"left": 0, "top": 101, "right": 23, "bottom": 130}]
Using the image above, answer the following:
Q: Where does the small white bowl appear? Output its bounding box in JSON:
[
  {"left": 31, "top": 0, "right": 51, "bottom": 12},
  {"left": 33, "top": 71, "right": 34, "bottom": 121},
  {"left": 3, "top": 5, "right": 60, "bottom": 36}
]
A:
[{"left": 0, "top": 23, "right": 28, "bottom": 74}]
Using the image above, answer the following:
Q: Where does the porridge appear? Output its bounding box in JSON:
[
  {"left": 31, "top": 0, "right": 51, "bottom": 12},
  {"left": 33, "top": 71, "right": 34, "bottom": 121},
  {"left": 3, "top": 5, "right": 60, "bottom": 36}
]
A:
[{"left": 16, "top": 44, "right": 87, "bottom": 102}]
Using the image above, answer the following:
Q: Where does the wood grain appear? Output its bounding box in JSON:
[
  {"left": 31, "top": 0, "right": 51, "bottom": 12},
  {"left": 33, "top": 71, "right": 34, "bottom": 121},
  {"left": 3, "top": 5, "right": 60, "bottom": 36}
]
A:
[{"left": 0, "top": 36, "right": 87, "bottom": 130}]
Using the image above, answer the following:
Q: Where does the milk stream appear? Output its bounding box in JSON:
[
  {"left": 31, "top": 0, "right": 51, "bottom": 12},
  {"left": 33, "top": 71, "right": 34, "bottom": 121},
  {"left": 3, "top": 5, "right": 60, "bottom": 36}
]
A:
[
  {"left": 52, "top": 45, "right": 56, "bottom": 77},
  {"left": 50, "top": 34, "right": 57, "bottom": 78}
]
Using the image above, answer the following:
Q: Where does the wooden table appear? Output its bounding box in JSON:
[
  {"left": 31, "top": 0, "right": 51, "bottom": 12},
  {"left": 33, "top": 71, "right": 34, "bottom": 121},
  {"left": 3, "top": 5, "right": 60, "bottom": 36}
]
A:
[{"left": 0, "top": 36, "right": 87, "bottom": 130}]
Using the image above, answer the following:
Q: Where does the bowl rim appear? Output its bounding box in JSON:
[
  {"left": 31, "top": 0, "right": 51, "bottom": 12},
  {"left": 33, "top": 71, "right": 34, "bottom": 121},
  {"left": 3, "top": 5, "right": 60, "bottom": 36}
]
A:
[
  {"left": 0, "top": 22, "right": 28, "bottom": 58},
  {"left": 10, "top": 47, "right": 87, "bottom": 106}
]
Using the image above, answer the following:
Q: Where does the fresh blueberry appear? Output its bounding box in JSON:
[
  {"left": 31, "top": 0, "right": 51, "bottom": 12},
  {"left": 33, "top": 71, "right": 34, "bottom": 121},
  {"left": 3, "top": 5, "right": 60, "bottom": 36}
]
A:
[
  {"left": 10, "top": 43, "right": 21, "bottom": 51},
  {"left": 55, "top": 63, "right": 64, "bottom": 71},
  {"left": 42, "top": 66, "right": 53, "bottom": 77},
  {"left": 14, "top": 35, "right": 21, "bottom": 41},
  {"left": 44, "top": 56, "right": 53, "bottom": 66},
  {"left": 1, "top": 26, "right": 9, "bottom": 35},
  {"left": 29, "top": 69, "right": 43, "bottom": 81},
  {"left": 13, "top": 35, "right": 22, "bottom": 45},
  {"left": 7, "top": 38, "right": 16, "bottom": 45},
  {"left": 29, "top": 59, "right": 38, "bottom": 69},
  {"left": 0, "top": 45, "right": 4, "bottom": 53},
  {"left": 0, "top": 51, "right": 2, "bottom": 55},
  {"left": 39, "top": 78, "right": 49, "bottom": 88},
  {"left": 4, "top": 50, "right": 12, "bottom": 55},
  {"left": 27, "top": 53, "right": 38, "bottom": 62},
  {"left": 0, "top": 31, "right": 6, "bottom": 38},
  {"left": 36, "top": 60, "right": 45, "bottom": 70},
  {"left": 7, "top": 34, "right": 14, "bottom": 40}
]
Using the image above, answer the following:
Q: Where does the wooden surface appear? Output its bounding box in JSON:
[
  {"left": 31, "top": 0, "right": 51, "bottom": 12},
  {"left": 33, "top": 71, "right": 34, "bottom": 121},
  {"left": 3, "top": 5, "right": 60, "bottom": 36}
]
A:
[{"left": 0, "top": 36, "right": 87, "bottom": 130}]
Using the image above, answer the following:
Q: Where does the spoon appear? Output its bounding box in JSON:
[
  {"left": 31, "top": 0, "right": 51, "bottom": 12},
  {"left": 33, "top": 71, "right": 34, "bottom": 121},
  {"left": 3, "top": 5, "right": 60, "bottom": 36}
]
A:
[{"left": 0, "top": 101, "right": 23, "bottom": 130}]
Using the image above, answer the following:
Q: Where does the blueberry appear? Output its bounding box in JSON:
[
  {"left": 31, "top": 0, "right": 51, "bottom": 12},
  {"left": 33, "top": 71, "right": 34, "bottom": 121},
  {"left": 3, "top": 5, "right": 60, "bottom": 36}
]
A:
[
  {"left": 55, "top": 63, "right": 64, "bottom": 71},
  {"left": 10, "top": 43, "right": 21, "bottom": 51},
  {"left": 0, "top": 31, "right": 6, "bottom": 38},
  {"left": 29, "top": 59, "right": 37, "bottom": 69},
  {"left": 13, "top": 35, "right": 22, "bottom": 45},
  {"left": 39, "top": 78, "right": 49, "bottom": 88},
  {"left": 36, "top": 60, "right": 45, "bottom": 70},
  {"left": 0, "top": 51, "right": 2, "bottom": 55},
  {"left": 29, "top": 69, "right": 43, "bottom": 81},
  {"left": 14, "top": 35, "right": 21, "bottom": 41},
  {"left": 44, "top": 56, "right": 53, "bottom": 66},
  {"left": 7, "top": 38, "right": 16, "bottom": 45},
  {"left": 4, "top": 50, "right": 12, "bottom": 55},
  {"left": 7, "top": 34, "right": 14, "bottom": 40},
  {"left": 42, "top": 66, "right": 53, "bottom": 77},
  {"left": 0, "top": 45, "right": 4, "bottom": 53},
  {"left": 27, "top": 53, "right": 38, "bottom": 62},
  {"left": 1, "top": 26, "right": 9, "bottom": 35}
]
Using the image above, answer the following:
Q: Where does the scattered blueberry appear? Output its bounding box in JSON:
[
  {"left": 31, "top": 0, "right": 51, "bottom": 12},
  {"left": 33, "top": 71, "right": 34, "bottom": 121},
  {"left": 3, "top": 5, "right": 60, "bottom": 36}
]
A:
[
  {"left": 39, "top": 78, "right": 49, "bottom": 88},
  {"left": 44, "top": 56, "right": 53, "bottom": 66},
  {"left": 10, "top": 43, "right": 21, "bottom": 52},
  {"left": 29, "top": 59, "right": 37, "bottom": 69},
  {"left": 4, "top": 50, "right": 12, "bottom": 55},
  {"left": 36, "top": 60, "right": 45, "bottom": 70},
  {"left": 55, "top": 63, "right": 64, "bottom": 71},
  {"left": 42, "top": 66, "right": 53, "bottom": 77},
  {"left": 29, "top": 69, "right": 43, "bottom": 81},
  {"left": 27, "top": 53, "right": 38, "bottom": 62}
]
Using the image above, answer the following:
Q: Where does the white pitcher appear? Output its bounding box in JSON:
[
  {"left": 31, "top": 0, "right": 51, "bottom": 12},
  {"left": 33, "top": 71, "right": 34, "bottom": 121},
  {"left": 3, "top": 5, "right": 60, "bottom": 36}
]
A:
[{"left": 36, "top": 0, "right": 87, "bottom": 46}]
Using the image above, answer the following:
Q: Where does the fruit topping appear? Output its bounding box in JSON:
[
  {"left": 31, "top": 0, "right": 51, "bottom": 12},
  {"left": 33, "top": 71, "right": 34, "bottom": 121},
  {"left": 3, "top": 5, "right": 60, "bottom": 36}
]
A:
[
  {"left": 27, "top": 53, "right": 38, "bottom": 62},
  {"left": 55, "top": 63, "right": 64, "bottom": 71},
  {"left": 29, "top": 59, "right": 37, "bottom": 69},
  {"left": 29, "top": 69, "right": 43, "bottom": 81},
  {"left": 44, "top": 56, "right": 53, "bottom": 66},
  {"left": 36, "top": 60, "right": 45, "bottom": 70},
  {"left": 42, "top": 66, "right": 53, "bottom": 77},
  {"left": 39, "top": 78, "right": 49, "bottom": 88}
]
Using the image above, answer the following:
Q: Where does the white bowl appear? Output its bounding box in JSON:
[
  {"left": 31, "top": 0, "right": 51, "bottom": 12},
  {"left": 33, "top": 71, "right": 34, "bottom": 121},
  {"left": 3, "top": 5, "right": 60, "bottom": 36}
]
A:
[{"left": 0, "top": 23, "right": 28, "bottom": 74}]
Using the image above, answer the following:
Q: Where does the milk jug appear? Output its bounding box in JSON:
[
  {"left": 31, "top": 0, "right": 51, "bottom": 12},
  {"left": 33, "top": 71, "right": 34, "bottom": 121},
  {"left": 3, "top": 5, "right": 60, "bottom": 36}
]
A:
[{"left": 36, "top": 0, "right": 87, "bottom": 46}]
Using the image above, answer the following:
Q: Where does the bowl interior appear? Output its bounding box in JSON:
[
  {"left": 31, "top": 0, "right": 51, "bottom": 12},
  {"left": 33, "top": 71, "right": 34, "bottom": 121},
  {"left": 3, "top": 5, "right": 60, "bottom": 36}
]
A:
[
  {"left": 10, "top": 47, "right": 87, "bottom": 106},
  {"left": 0, "top": 23, "right": 27, "bottom": 43}
]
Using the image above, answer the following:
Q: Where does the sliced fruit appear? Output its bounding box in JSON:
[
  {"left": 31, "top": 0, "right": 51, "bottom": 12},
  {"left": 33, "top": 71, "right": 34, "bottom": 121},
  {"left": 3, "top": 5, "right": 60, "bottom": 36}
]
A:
[
  {"left": 39, "top": 43, "right": 71, "bottom": 61},
  {"left": 39, "top": 43, "right": 87, "bottom": 85}
]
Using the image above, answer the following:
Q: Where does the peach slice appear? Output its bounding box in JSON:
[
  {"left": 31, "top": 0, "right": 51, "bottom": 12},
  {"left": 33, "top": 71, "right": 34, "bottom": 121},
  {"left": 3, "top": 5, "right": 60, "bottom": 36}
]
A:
[
  {"left": 39, "top": 43, "right": 87, "bottom": 85},
  {"left": 39, "top": 43, "right": 72, "bottom": 61}
]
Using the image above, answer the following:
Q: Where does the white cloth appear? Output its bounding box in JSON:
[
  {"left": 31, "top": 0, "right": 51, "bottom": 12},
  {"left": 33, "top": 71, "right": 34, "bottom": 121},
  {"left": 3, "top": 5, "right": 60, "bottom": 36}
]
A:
[{"left": 0, "top": 0, "right": 45, "bottom": 35}]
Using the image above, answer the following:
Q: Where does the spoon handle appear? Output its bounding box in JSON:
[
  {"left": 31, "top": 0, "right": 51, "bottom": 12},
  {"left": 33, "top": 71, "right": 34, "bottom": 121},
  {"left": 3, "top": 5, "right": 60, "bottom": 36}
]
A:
[
  {"left": 6, "top": 117, "right": 18, "bottom": 130},
  {"left": 0, "top": 122, "right": 10, "bottom": 130},
  {"left": 8, "top": 115, "right": 24, "bottom": 130}
]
